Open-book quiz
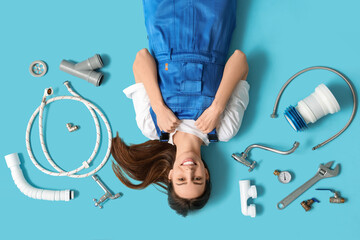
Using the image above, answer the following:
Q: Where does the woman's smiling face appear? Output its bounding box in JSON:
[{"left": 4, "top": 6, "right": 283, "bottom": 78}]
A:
[{"left": 168, "top": 151, "right": 209, "bottom": 199}]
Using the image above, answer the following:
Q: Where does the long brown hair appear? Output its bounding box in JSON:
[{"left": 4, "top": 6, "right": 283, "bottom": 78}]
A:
[
  {"left": 111, "top": 133, "right": 175, "bottom": 190},
  {"left": 111, "top": 133, "right": 211, "bottom": 216}
]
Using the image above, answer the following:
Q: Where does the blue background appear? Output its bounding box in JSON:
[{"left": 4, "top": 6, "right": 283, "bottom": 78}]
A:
[{"left": 0, "top": 0, "right": 359, "bottom": 239}]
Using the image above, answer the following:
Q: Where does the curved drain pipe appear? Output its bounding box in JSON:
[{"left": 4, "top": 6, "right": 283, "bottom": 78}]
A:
[{"left": 5, "top": 153, "right": 74, "bottom": 201}]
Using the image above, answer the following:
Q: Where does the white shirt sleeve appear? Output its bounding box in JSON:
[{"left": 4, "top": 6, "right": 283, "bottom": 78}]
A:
[
  {"left": 123, "top": 83, "right": 159, "bottom": 140},
  {"left": 217, "top": 80, "right": 250, "bottom": 142}
]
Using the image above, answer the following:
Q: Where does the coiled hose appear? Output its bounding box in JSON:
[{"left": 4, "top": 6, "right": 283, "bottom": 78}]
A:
[{"left": 25, "top": 81, "right": 112, "bottom": 178}]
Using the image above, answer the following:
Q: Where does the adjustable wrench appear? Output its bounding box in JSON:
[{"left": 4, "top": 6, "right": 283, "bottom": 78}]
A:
[{"left": 277, "top": 161, "right": 340, "bottom": 210}]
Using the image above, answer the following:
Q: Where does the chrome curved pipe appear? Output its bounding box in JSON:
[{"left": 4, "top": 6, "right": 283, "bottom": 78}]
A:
[
  {"left": 232, "top": 141, "right": 300, "bottom": 172},
  {"left": 243, "top": 141, "right": 300, "bottom": 157}
]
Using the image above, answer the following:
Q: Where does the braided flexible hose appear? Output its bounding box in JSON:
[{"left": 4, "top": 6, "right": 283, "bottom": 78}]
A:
[
  {"left": 25, "top": 81, "right": 112, "bottom": 178},
  {"left": 271, "top": 66, "right": 357, "bottom": 150}
]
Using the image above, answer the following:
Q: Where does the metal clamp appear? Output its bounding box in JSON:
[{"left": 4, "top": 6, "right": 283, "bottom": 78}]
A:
[
  {"left": 232, "top": 141, "right": 299, "bottom": 172},
  {"left": 92, "top": 174, "right": 122, "bottom": 209}
]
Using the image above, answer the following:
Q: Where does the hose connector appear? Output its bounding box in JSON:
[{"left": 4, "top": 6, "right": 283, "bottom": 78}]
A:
[{"left": 42, "top": 87, "right": 53, "bottom": 103}]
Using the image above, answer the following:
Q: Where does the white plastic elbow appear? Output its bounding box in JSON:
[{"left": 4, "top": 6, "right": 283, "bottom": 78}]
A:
[
  {"left": 239, "top": 180, "right": 257, "bottom": 218},
  {"left": 5, "top": 153, "right": 74, "bottom": 201}
]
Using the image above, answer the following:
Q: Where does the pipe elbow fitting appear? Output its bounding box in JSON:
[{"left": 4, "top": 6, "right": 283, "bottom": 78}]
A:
[{"left": 239, "top": 180, "right": 257, "bottom": 218}]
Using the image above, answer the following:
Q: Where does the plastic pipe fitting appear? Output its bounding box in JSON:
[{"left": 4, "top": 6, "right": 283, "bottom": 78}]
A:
[
  {"left": 5, "top": 153, "right": 74, "bottom": 201},
  {"left": 284, "top": 84, "right": 340, "bottom": 131},
  {"left": 60, "top": 54, "right": 104, "bottom": 87},
  {"left": 239, "top": 180, "right": 257, "bottom": 218}
]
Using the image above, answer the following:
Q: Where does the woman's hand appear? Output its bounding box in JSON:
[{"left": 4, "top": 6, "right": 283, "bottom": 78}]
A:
[
  {"left": 195, "top": 50, "right": 248, "bottom": 134},
  {"left": 133, "top": 49, "right": 180, "bottom": 133},
  {"left": 195, "top": 103, "right": 224, "bottom": 134},
  {"left": 153, "top": 104, "right": 181, "bottom": 133}
]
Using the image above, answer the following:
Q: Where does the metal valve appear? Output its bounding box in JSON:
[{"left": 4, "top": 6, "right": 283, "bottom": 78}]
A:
[
  {"left": 301, "top": 198, "right": 320, "bottom": 211},
  {"left": 92, "top": 174, "right": 122, "bottom": 209},
  {"left": 316, "top": 188, "right": 345, "bottom": 203}
]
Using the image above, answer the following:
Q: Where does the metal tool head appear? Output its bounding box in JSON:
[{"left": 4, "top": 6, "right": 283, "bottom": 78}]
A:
[{"left": 318, "top": 161, "right": 340, "bottom": 178}]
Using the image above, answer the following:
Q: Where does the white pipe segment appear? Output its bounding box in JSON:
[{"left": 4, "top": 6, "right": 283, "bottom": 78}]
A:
[
  {"left": 5, "top": 153, "right": 74, "bottom": 201},
  {"left": 297, "top": 84, "right": 340, "bottom": 124}
]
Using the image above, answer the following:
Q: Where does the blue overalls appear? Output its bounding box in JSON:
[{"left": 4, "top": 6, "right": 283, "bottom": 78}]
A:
[{"left": 143, "top": 0, "right": 237, "bottom": 142}]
